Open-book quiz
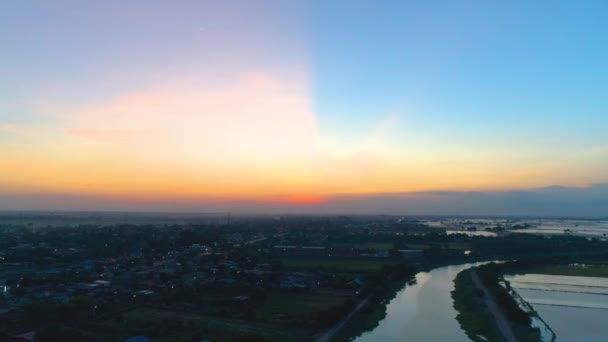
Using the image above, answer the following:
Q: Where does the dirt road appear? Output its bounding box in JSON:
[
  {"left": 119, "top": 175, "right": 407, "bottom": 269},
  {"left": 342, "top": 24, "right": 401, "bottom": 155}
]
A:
[
  {"left": 317, "top": 297, "right": 370, "bottom": 342},
  {"left": 471, "top": 271, "right": 517, "bottom": 342}
]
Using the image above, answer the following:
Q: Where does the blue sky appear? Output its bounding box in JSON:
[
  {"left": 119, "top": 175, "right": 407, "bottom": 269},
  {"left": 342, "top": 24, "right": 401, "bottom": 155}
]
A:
[{"left": 313, "top": 1, "right": 608, "bottom": 144}]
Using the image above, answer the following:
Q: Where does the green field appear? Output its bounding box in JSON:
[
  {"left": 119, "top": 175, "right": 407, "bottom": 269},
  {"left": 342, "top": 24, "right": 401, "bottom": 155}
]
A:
[
  {"left": 524, "top": 264, "right": 608, "bottom": 278},
  {"left": 407, "top": 242, "right": 472, "bottom": 250},
  {"left": 96, "top": 306, "right": 309, "bottom": 341},
  {"left": 280, "top": 256, "right": 396, "bottom": 272},
  {"left": 257, "top": 290, "right": 347, "bottom": 323},
  {"left": 352, "top": 242, "right": 394, "bottom": 249}
]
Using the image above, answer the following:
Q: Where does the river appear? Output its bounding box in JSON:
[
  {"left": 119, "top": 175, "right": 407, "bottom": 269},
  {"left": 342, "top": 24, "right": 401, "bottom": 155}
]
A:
[{"left": 354, "top": 262, "right": 488, "bottom": 342}]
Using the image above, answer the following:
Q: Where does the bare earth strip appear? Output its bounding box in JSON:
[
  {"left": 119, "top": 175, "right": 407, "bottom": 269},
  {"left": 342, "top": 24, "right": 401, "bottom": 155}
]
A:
[
  {"left": 317, "top": 297, "right": 370, "bottom": 342},
  {"left": 471, "top": 271, "right": 517, "bottom": 342}
]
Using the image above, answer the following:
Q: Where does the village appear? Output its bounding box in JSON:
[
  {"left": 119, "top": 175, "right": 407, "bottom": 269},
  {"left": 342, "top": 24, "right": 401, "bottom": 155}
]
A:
[{"left": 0, "top": 215, "right": 432, "bottom": 341}]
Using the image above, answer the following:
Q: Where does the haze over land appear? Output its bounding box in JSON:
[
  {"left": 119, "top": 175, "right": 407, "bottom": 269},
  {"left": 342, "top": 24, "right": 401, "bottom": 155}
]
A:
[
  {"left": 1, "top": 1, "right": 607, "bottom": 214},
  {"left": 2, "top": 184, "right": 608, "bottom": 217}
]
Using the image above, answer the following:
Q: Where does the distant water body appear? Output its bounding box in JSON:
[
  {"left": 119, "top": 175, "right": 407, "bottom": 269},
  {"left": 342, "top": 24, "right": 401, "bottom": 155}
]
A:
[{"left": 355, "top": 262, "right": 489, "bottom": 342}]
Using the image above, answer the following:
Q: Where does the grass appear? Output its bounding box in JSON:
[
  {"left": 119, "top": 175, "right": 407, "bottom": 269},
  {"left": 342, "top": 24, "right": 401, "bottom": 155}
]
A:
[
  {"left": 352, "top": 242, "right": 394, "bottom": 249},
  {"left": 332, "top": 277, "right": 410, "bottom": 341},
  {"left": 96, "top": 305, "right": 309, "bottom": 341},
  {"left": 452, "top": 269, "right": 504, "bottom": 342},
  {"left": 523, "top": 264, "right": 608, "bottom": 278},
  {"left": 256, "top": 290, "right": 347, "bottom": 323},
  {"left": 280, "top": 256, "right": 396, "bottom": 272},
  {"left": 452, "top": 264, "right": 541, "bottom": 342},
  {"left": 406, "top": 242, "right": 472, "bottom": 250}
]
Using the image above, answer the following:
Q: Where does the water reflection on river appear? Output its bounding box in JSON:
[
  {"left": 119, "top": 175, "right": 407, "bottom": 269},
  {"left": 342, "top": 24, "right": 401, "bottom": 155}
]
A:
[{"left": 354, "top": 262, "right": 488, "bottom": 342}]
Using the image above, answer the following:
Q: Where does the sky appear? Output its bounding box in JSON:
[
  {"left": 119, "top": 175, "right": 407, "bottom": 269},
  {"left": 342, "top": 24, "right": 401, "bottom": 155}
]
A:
[{"left": 1, "top": 1, "right": 608, "bottom": 214}]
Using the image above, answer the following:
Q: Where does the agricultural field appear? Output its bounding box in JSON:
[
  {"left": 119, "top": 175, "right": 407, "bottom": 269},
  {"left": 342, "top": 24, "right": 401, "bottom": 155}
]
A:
[
  {"left": 96, "top": 306, "right": 309, "bottom": 341},
  {"left": 523, "top": 264, "right": 608, "bottom": 278},
  {"left": 279, "top": 256, "right": 397, "bottom": 272},
  {"left": 352, "top": 242, "right": 394, "bottom": 249},
  {"left": 405, "top": 242, "right": 472, "bottom": 250},
  {"left": 256, "top": 290, "right": 348, "bottom": 324}
]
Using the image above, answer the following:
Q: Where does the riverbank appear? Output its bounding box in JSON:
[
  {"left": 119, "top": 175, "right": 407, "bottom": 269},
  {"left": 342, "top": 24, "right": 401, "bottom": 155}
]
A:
[
  {"left": 470, "top": 270, "right": 517, "bottom": 342},
  {"left": 325, "top": 261, "right": 418, "bottom": 341},
  {"left": 328, "top": 256, "right": 495, "bottom": 341},
  {"left": 452, "top": 268, "right": 506, "bottom": 342},
  {"left": 328, "top": 273, "right": 414, "bottom": 341},
  {"left": 452, "top": 262, "right": 542, "bottom": 342},
  {"left": 318, "top": 236, "right": 608, "bottom": 341},
  {"left": 341, "top": 261, "right": 498, "bottom": 342}
]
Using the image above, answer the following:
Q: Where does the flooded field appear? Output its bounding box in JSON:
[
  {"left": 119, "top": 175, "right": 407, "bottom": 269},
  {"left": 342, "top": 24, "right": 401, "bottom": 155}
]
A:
[
  {"left": 506, "top": 273, "right": 608, "bottom": 341},
  {"left": 508, "top": 220, "right": 608, "bottom": 238},
  {"left": 447, "top": 230, "right": 497, "bottom": 237},
  {"left": 424, "top": 218, "right": 608, "bottom": 239}
]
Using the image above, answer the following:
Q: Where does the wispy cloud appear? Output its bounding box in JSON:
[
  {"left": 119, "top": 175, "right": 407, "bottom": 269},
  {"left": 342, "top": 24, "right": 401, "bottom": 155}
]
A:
[
  {"left": 65, "top": 129, "right": 156, "bottom": 143},
  {"left": 0, "top": 123, "right": 17, "bottom": 132},
  {"left": 61, "top": 71, "right": 318, "bottom": 163}
]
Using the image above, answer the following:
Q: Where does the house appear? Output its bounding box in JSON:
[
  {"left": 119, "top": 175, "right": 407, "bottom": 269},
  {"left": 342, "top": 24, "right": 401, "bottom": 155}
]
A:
[
  {"left": 12, "top": 331, "right": 35, "bottom": 342},
  {"left": 273, "top": 245, "right": 327, "bottom": 256},
  {"left": 93, "top": 280, "right": 111, "bottom": 287},
  {"left": 398, "top": 249, "right": 423, "bottom": 258},
  {"left": 280, "top": 276, "right": 306, "bottom": 289},
  {"left": 279, "top": 272, "right": 314, "bottom": 289},
  {"left": 126, "top": 336, "right": 150, "bottom": 342}
]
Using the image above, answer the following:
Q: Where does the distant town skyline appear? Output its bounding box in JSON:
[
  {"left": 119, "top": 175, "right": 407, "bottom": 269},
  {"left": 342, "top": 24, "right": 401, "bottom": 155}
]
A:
[{"left": 2, "top": 1, "right": 608, "bottom": 213}]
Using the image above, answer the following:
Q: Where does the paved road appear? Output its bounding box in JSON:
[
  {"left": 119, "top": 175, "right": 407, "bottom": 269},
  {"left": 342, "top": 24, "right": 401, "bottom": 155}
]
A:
[
  {"left": 317, "top": 297, "right": 370, "bottom": 342},
  {"left": 471, "top": 271, "right": 517, "bottom": 342}
]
